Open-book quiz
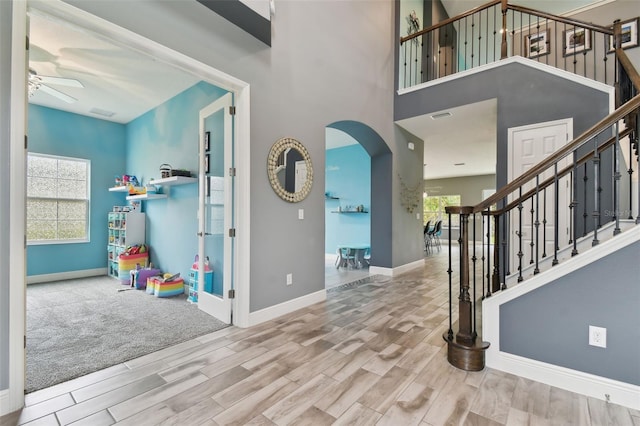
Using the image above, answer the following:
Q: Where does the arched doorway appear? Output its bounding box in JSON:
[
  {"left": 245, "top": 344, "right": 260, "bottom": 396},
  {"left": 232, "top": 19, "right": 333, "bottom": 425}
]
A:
[{"left": 325, "top": 121, "right": 392, "bottom": 288}]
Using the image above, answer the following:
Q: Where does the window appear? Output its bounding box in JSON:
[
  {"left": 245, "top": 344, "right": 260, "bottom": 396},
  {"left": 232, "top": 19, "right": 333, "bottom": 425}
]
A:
[
  {"left": 27, "top": 153, "right": 90, "bottom": 244},
  {"left": 423, "top": 194, "right": 461, "bottom": 227}
]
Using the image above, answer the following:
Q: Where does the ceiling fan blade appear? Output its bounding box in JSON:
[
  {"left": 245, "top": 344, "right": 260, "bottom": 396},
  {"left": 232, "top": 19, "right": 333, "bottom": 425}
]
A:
[
  {"left": 39, "top": 75, "right": 84, "bottom": 88},
  {"left": 39, "top": 84, "right": 77, "bottom": 104}
]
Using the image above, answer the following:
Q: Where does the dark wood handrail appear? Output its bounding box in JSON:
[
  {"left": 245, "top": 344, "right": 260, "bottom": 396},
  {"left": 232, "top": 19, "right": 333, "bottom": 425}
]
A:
[
  {"left": 508, "top": 4, "right": 613, "bottom": 35},
  {"left": 472, "top": 93, "right": 640, "bottom": 213},
  {"left": 400, "top": 0, "right": 501, "bottom": 44},
  {"left": 486, "top": 127, "right": 634, "bottom": 215},
  {"left": 400, "top": 0, "right": 613, "bottom": 45}
]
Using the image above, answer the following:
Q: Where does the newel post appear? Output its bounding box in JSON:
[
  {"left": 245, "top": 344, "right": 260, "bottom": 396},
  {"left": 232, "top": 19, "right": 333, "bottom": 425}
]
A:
[
  {"left": 443, "top": 206, "right": 490, "bottom": 371},
  {"left": 500, "top": 0, "right": 509, "bottom": 59}
]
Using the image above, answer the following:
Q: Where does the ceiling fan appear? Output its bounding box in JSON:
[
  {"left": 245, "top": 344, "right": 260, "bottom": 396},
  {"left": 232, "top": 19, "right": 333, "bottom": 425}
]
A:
[{"left": 28, "top": 68, "right": 84, "bottom": 104}]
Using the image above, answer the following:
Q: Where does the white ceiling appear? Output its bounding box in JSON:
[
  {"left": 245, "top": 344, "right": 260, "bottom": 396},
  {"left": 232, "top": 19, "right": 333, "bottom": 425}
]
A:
[
  {"left": 28, "top": 11, "right": 199, "bottom": 124},
  {"left": 28, "top": 0, "right": 602, "bottom": 179}
]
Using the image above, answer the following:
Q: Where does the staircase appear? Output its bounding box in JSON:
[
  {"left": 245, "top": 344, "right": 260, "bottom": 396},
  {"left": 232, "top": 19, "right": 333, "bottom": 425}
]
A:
[{"left": 403, "top": 0, "right": 640, "bottom": 411}]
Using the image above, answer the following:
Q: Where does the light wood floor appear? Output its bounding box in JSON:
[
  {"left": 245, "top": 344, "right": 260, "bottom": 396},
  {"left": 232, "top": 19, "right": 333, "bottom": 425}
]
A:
[{"left": 3, "top": 247, "right": 639, "bottom": 425}]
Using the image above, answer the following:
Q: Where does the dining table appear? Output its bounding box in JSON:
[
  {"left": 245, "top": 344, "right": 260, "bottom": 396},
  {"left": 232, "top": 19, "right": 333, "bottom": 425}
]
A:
[{"left": 336, "top": 244, "right": 370, "bottom": 269}]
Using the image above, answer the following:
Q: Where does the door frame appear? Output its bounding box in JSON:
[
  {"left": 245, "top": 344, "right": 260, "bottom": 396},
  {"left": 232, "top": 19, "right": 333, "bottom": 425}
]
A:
[
  {"left": 507, "top": 118, "right": 573, "bottom": 273},
  {"left": 6, "top": 0, "right": 252, "bottom": 413}
]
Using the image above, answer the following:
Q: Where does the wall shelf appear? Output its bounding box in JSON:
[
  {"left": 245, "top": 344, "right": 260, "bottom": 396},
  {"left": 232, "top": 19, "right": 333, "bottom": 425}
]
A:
[
  {"left": 331, "top": 210, "right": 369, "bottom": 214},
  {"left": 325, "top": 196, "right": 340, "bottom": 200},
  {"left": 149, "top": 176, "right": 197, "bottom": 186},
  {"left": 109, "top": 186, "right": 128, "bottom": 192},
  {"left": 126, "top": 193, "right": 168, "bottom": 201}
]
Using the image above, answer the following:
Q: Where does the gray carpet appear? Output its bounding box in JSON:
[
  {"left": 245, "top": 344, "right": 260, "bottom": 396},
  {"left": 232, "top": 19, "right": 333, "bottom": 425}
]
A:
[{"left": 26, "top": 276, "right": 229, "bottom": 393}]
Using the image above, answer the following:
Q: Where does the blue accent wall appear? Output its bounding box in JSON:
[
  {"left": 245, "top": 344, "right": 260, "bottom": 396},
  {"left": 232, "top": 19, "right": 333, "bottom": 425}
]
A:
[
  {"left": 126, "top": 81, "right": 228, "bottom": 282},
  {"left": 325, "top": 144, "right": 371, "bottom": 254},
  {"left": 27, "top": 105, "right": 127, "bottom": 276}
]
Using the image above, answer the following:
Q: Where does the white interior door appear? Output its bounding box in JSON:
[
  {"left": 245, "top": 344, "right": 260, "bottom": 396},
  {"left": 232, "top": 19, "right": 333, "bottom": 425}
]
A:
[
  {"left": 508, "top": 119, "right": 572, "bottom": 272},
  {"left": 198, "top": 93, "right": 234, "bottom": 324}
]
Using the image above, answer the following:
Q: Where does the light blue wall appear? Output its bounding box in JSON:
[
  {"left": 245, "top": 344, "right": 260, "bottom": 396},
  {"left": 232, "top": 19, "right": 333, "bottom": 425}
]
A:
[
  {"left": 27, "top": 105, "right": 126, "bottom": 276},
  {"left": 125, "top": 81, "right": 228, "bottom": 282},
  {"left": 325, "top": 144, "right": 371, "bottom": 254}
]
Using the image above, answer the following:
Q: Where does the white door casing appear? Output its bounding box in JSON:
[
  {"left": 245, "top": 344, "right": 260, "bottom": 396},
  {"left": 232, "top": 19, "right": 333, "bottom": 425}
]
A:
[{"left": 508, "top": 118, "right": 573, "bottom": 274}]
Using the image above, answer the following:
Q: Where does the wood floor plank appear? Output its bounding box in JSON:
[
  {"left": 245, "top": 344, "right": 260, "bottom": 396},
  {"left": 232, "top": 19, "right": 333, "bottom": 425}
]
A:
[
  {"left": 361, "top": 343, "right": 406, "bottom": 377},
  {"left": 421, "top": 374, "right": 476, "bottom": 426},
  {"left": 468, "top": 369, "right": 518, "bottom": 424},
  {"left": 107, "top": 372, "right": 208, "bottom": 422},
  {"left": 17, "top": 393, "right": 75, "bottom": 425},
  {"left": 356, "top": 365, "right": 416, "bottom": 414},
  {"left": 213, "top": 362, "right": 290, "bottom": 409},
  {"left": 285, "top": 348, "right": 346, "bottom": 384},
  {"left": 56, "top": 375, "right": 166, "bottom": 425},
  {"left": 505, "top": 407, "right": 551, "bottom": 425},
  {"left": 376, "top": 381, "right": 435, "bottom": 426},
  {"left": 157, "top": 398, "right": 223, "bottom": 426},
  {"left": 158, "top": 346, "right": 235, "bottom": 382},
  {"left": 313, "top": 368, "right": 380, "bottom": 418},
  {"left": 163, "top": 366, "right": 253, "bottom": 413},
  {"left": 212, "top": 377, "right": 299, "bottom": 426},
  {"left": 510, "top": 376, "right": 551, "bottom": 419},
  {"left": 199, "top": 345, "right": 269, "bottom": 379},
  {"left": 332, "top": 402, "right": 382, "bottom": 426},
  {"left": 110, "top": 403, "right": 175, "bottom": 426},
  {"left": 66, "top": 410, "right": 114, "bottom": 426},
  {"left": 19, "top": 414, "right": 59, "bottom": 426},
  {"left": 262, "top": 374, "right": 337, "bottom": 425},
  {"left": 286, "top": 406, "right": 335, "bottom": 426}
]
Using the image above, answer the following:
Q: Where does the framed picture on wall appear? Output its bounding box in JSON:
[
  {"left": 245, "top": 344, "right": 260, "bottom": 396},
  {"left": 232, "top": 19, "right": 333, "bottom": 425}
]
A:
[
  {"left": 204, "top": 131, "right": 210, "bottom": 152},
  {"left": 609, "top": 17, "right": 639, "bottom": 52},
  {"left": 563, "top": 27, "right": 591, "bottom": 56},
  {"left": 205, "top": 154, "right": 210, "bottom": 174},
  {"left": 525, "top": 29, "right": 550, "bottom": 58}
]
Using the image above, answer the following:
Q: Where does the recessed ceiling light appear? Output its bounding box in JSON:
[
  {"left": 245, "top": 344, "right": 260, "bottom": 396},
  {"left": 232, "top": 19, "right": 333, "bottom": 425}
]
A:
[
  {"left": 454, "top": 162, "right": 465, "bottom": 166},
  {"left": 431, "top": 112, "right": 452, "bottom": 119}
]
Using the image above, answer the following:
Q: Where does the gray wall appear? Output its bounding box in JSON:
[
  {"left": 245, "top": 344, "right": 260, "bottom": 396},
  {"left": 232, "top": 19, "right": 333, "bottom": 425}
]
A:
[
  {"left": 500, "top": 240, "right": 640, "bottom": 385},
  {"left": 424, "top": 174, "right": 496, "bottom": 241},
  {"left": 59, "top": 0, "right": 425, "bottom": 313},
  {"left": 0, "top": 0, "right": 11, "bottom": 392}
]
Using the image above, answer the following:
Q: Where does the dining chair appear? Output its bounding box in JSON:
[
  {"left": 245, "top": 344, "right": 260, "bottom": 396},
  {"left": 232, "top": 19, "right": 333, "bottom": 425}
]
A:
[{"left": 335, "top": 247, "right": 355, "bottom": 269}]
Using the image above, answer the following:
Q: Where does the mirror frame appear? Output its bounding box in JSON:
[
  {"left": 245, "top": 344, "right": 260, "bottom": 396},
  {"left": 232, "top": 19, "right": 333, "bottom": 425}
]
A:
[{"left": 267, "top": 137, "right": 313, "bottom": 203}]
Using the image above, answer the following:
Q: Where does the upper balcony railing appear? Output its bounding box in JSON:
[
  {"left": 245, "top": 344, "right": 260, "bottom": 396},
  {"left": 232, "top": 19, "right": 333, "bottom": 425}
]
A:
[{"left": 399, "top": 0, "right": 620, "bottom": 90}]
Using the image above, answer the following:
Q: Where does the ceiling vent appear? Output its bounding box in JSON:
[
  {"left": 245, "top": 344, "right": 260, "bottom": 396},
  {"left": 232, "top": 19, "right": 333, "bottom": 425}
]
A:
[
  {"left": 90, "top": 108, "right": 115, "bottom": 118},
  {"left": 431, "top": 112, "right": 452, "bottom": 120}
]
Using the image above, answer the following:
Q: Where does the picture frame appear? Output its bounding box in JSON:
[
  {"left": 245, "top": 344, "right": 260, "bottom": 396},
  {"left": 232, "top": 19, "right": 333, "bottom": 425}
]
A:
[
  {"left": 205, "top": 154, "right": 210, "bottom": 174},
  {"left": 563, "top": 27, "right": 591, "bottom": 56},
  {"left": 525, "top": 29, "right": 550, "bottom": 58},
  {"left": 609, "top": 17, "right": 639, "bottom": 52},
  {"left": 204, "top": 131, "right": 210, "bottom": 152}
]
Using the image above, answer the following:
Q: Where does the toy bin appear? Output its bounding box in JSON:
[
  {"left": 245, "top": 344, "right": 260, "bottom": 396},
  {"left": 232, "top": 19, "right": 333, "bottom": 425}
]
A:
[
  {"left": 134, "top": 268, "right": 161, "bottom": 290},
  {"left": 117, "top": 252, "right": 149, "bottom": 285},
  {"left": 150, "top": 277, "right": 184, "bottom": 298}
]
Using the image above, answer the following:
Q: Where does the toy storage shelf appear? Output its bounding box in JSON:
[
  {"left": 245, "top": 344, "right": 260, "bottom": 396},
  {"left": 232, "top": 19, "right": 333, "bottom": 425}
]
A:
[
  {"left": 149, "top": 176, "right": 197, "bottom": 186},
  {"left": 107, "top": 212, "right": 146, "bottom": 279},
  {"left": 126, "top": 193, "right": 168, "bottom": 201}
]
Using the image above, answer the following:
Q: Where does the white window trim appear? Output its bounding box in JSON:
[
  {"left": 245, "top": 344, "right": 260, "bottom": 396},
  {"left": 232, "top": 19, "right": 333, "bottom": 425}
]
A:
[{"left": 27, "top": 152, "right": 91, "bottom": 245}]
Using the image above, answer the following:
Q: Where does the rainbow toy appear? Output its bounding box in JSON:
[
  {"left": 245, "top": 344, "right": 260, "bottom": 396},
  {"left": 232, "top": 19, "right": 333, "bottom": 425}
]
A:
[{"left": 150, "top": 277, "right": 184, "bottom": 298}]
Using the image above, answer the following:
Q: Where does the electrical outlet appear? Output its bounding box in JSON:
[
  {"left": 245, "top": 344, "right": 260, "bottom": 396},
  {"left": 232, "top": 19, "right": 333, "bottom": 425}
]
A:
[
  {"left": 286, "top": 273, "right": 293, "bottom": 286},
  {"left": 589, "top": 325, "right": 607, "bottom": 348}
]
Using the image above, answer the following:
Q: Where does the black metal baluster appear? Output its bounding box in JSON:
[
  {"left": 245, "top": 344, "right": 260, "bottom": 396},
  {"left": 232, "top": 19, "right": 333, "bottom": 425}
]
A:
[
  {"left": 592, "top": 136, "right": 600, "bottom": 246},
  {"left": 534, "top": 176, "right": 540, "bottom": 274},
  {"left": 529, "top": 197, "right": 535, "bottom": 265},
  {"left": 493, "top": 6, "right": 497, "bottom": 62},
  {"left": 403, "top": 42, "right": 408, "bottom": 88},
  {"left": 542, "top": 186, "right": 547, "bottom": 258},
  {"left": 553, "top": 164, "right": 560, "bottom": 265},
  {"left": 471, "top": 14, "right": 475, "bottom": 68},
  {"left": 444, "top": 25, "right": 449, "bottom": 77},
  {"left": 517, "top": 187, "right": 524, "bottom": 282},
  {"left": 485, "top": 208, "right": 491, "bottom": 298},
  {"left": 447, "top": 212, "right": 453, "bottom": 341},
  {"left": 583, "top": 162, "right": 588, "bottom": 237},
  {"left": 491, "top": 213, "right": 500, "bottom": 293},
  {"left": 472, "top": 212, "right": 477, "bottom": 335},
  {"left": 613, "top": 121, "right": 621, "bottom": 235},
  {"left": 629, "top": 129, "right": 635, "bottom": 219},
  {"left": 482, "top": 213, "right": 487, "bottom": 298},
  {"left": 464, "top": 16, "right": 468, "bottom": 72},
  {"left": 572, "top": 153, "right": 579, "bottom": 256}
]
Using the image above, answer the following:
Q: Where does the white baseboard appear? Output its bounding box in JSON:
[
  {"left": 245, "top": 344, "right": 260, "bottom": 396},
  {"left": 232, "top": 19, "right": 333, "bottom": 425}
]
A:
[
  {"left": 369, "top": 258, "right": 424, "bottom": 276},
  {"left": 487, "top": 351, "right": 640, "bottom": 410},
  {"left": 247, "top": 289, "right": 326, "bottom": 327},
  {"left": 27, "top": 268, "right": 108, "bottom": 284}
]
